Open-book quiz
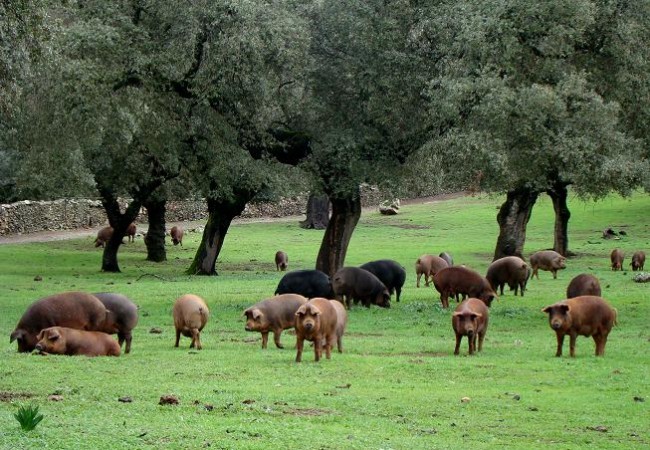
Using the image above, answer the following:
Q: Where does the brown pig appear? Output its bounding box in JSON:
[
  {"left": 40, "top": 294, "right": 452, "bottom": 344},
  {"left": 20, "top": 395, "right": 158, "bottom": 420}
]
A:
[
  {"left": 542, "top": 296, "right": 617, "bottom": 357},
  {"left": 332, "top": 267, "right": 390, "bottom": 309},
  {"left": 126, "top": 223, "right": 136, "bottom": 243},
  {"left": 566, "top": 274, "right": 601, "bottom": 298},
  {"left": 173, "top": 294, "right": 210, "bottom": 350},
  {"left": 486, "top": 256, "right": 531, "bottom": 296},
  {"left": 415, "top": 255, "right": 448, "bottom": 288},
  {"left": 294, "top": 298, "right": 337, "bottom": 362},
  {"left": 529, "top": 250, "right": 566, "bottom": 279},
  {"left": 94, "top": 226, "right": 114, "bottom": 248},
  {"left": 10, "top": 292, "right": 113, "bottom": 353},
  {"left": 35, "top": 326, "right": 120, "bottom": 357},
  {"left": 170, "top": 226, "right": 184, "bottom": 246},
  {"left": 631, "top": 251, "right": 645, "bottom": 271},
  {"left": 243, "top": 294, "right": 308, "bottom": 349},
  {"left": 610, "top": 248, "right": 624, "bottom": 271},
  {"left": 452, "top": 298, "right": 489, "bottom": 355},
  {"left": 330, "top": 300, "right": 348, "bottom": 353},
  {"left": 93, "top": 292, "right": 139, "bottom": 354},
  {"left": 433, "top": 267, "right": 497, "bottom": 309},
  {"left": 275, "top": 250, "right": 288, "bottom": 271}
]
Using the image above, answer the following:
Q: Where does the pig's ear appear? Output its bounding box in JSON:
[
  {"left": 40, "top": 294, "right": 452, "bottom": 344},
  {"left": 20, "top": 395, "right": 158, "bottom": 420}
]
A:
[
  {"left": 470, "top": 313, "right": 482, "bottom": 320},
  {"left": 47, "top": 331, "right": 60, "bottom": 341},
  {"left": 307, "top": 304, "right": 321, "bottom": 315},
  {"left": 452, "top": 312, "right": 462, "bottom": 317},
  {"left": 36, "top": 329, "right": 46, "bottom": 341},
  {"left": 242, "top": 308, "right": 251, "bottom": 318},
  {"left": 559, "top": 304, "right": 570, "bottom": 313},
  {"left": 295, "top": 307, "right": 306, "bottom": 317},
  {"left": 541, "top": 306, "right": 553, "bottom": 314},
  {"left": 251, "top": 309, "right": 262, "bottom": 320}
]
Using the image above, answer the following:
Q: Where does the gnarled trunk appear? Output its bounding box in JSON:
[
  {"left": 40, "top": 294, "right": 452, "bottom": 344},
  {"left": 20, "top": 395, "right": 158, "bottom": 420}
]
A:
[
  {"left": 315, "top": 187, "right": 361, "bottom": 277},
  {"left": 100, "top": 192, "right": 142, "bottom": 273},
  {"left": 187, "top": 194, "right": 252, "bottom": 275},
  {"left": 300, "top": 193, "right": 330, "bottom": 230},
  {"left": 144, "top": 196, "right": 167, "bottom": 262},
  {"left": 493, "top": 187, "right": 539, "bottom": 260},
  {"left": 547, "top": 182, "right": 571, "bottom": 257}
]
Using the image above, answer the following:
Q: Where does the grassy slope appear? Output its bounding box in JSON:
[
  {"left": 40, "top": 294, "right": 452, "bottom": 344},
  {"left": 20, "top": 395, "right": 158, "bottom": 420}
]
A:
[{"left": 0, "top": 193, "right": 648, "bottom": 449}]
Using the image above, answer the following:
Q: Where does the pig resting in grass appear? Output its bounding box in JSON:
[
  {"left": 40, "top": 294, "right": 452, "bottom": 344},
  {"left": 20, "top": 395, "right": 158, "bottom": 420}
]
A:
[
  {"left": 530, "top": 250, "right": 566, "bottom": 279},
  {"left": 93, "top": 292, "right": 139, "bottom": 354},
  {"left": 542, "top": 296, "right": 616, "bottom": 357},
  {"left": 566, "top": 274, "right": 601, "bottom": 298},
  {"left": 243, "top": 294, "right": 307, "bottom": 349},
  {"left": 415, "top": 255, "right": 448, "bottom": 288},
  {"left": 294, "top": 298, "right": 337, "bottom": 362},
  {"left": 452, "top": 298, "right": 489, "bottom": 355},
  {"left": 10, "top": 291, "right": 113, "bottom": 353},
  {"left": 173, "top": 294, "right": 210, "bottom": 350},
  {"left": 35, "top": 326, "right": 120, "bottom": 356}
]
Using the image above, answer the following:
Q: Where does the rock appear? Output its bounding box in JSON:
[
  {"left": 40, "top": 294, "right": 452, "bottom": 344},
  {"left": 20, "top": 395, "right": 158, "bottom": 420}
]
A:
[
  {"left": 48, "top": 394, "right": 64, "bottom": 402},
  {"left": 149, "top": 327, "right": 163, "bottom": 334},
  {"left": 33, "top": 275, "right": 42, "bottom": 281},
  {"left": 118, "top": 396, "right": 133, "bottom": 403},
  {"left": 159, "top": 395, "right": 179, "bottom": 406},
  {"left": 461, "top": 397, "right": 471, "bottom": 403}
]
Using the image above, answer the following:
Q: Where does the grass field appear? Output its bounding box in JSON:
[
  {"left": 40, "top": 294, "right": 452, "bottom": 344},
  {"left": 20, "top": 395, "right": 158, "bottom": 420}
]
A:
[{"left": 0, "top": 193, "right": 648, "bottom": 449}]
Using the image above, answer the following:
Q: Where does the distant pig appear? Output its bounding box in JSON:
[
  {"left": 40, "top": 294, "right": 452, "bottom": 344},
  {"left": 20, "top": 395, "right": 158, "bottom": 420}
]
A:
[
  {"left": 330, "top": 300, "right": 348, "bottom": 353},
  {"left": 486, "top": 256, "right": 531, "bottom": 296},
  {"left": 433, "top": 267, "right": 497, "bottom": 309},
  {"left": 275, "top": 251, "right": 288, "bottom": 271},
  {"left": 173, "top": 294, "right": 210, "bottom": 350},
  {"left": 529, "top": 250, "right": 566, "bottom": 279},
  {"left": 610, "top": 248, "right": 624, "bottom": 271},
  {"left": 275, "top": 270, "right": 334, "bottom": 299},
  {"left": 332, "top": 267, "right": 390, "bottom": 309},
  {"left": 93, "top": 293, "right": 139, "bottom": 354},
  {"left": 10, "top": 291, "right": 113, "bottom": 353},
  {"left": 35, "top": 326, "right": 120, "bottom": 357},
  {"left": 294, "top": 298, "right": 338, "bottom": 362},
  {"left": 452, "top": 298, "right": 489, "bottom": 355},
  {"left": 94, "top": 226, "right": 114, "bottom": 248},
  {"left": 542, "top": 296, "right": 617, "bottom": 357},
  {"left": 359, "top": 259, "right": 406, "bottom": 302},
  {"left": 631, "top": 251, "right": 645, "bottom": 271},
  {"left": 170, "top": 226, "right": 184, "bottom": 246},
  {"left": 126, "top": 223, "right": 136, "bottom": 243},
  {"left": 566, "top": 274, "right": 601, "bottom": 298},
  {"left": 415, "top": 255, "right": 448, "bottom": 288},
  {"left": 243, "top": 294, "right": 307, "bottom": 349}
]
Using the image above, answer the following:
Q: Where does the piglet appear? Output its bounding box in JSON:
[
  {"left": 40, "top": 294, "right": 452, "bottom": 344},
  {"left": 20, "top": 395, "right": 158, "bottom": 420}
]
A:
[
  {"left": 452, "top": 298, "right": 489, "bottom": 355},
  {"left": 173, "top": 294, "right": 209, "bottom": 350},
  {"left": 35, "top": 326, "right": 120, "bottom": 357}
]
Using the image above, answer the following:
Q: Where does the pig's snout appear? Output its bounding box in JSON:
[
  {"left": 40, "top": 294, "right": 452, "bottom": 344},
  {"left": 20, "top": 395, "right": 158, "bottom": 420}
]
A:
[
  {"left": 551, "top": 321, "right": 562, "bottom": 330},
  {"left": 466, "top": 329, "right": 475, "bottom": 337},
  {"left": 245, "top": 325, "right": 252, "bottom": 331},
  {"left": 304, "top": 322, "right": 314, "bottom": 331},
  {"left": 35, "top": 343, "right": 44, "bottom": 351}
]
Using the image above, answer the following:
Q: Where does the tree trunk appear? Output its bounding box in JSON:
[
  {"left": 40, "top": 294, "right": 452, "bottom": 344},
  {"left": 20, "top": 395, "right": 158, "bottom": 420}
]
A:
[
  {"left": 315, "top": 187, "right": 362, "bottom": 277},
  {"left": 187, "top": 195, "right": 252, "bottom": 275},
  {"left": 143, "top": 196, "right": 167, "bottom": 262},
  {"left": 300, "top": 193, "right": 330, "bottom": 229},
  {"left": 493, "top": 187, "right": 539, "bottom": 260},
  {"left": 99, "top": 189, "right": 143, "bottom": 272},
  {"left": 547, "top": 182, "right": 571, "bottom": 257}
]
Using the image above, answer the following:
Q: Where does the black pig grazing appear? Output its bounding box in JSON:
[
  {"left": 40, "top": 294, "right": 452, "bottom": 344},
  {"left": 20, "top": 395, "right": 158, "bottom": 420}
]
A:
[
  {"left": 332, "top": 267, "right": 390, "bottom": 309},
  {"left": 359, "top": 259, "right": 406, "bottom": 302},
  {"left": 275, "top": 270, "right": 334, "bottom": 299}
]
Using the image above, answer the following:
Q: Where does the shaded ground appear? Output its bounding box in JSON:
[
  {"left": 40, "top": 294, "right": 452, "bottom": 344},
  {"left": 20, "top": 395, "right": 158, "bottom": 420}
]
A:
[{"left": 0, "top": 192, "right": 467, "bottom": 245}]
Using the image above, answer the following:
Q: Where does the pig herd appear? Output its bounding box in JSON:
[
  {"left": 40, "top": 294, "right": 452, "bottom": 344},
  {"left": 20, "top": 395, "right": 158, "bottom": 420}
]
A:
[{"left": 10, "top": 246, "right": 641, "bottom": 361}]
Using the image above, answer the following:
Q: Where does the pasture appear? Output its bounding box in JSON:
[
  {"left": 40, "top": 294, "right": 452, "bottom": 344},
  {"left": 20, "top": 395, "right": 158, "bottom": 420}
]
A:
[{"left": 1, "top": 193, "right": 648, "bottom": 449}]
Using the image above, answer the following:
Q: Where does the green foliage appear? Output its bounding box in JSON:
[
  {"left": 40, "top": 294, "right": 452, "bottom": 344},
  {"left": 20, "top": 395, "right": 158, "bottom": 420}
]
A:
[
  {"left": 13, "top": 403, "right": 44, "bottom": 431},
  {"left": 0, "top": 193, "right": 649, "bottom": 448}
]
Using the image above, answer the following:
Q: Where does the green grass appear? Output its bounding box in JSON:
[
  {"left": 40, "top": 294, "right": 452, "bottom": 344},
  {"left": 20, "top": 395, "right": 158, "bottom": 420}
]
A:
[{"left": 0, "top": 192, "right": 648, "bottom": 449}]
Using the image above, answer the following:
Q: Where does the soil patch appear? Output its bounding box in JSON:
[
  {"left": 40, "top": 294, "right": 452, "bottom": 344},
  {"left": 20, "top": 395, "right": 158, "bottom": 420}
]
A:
[
  {"left": 0, "top": 391, "right": 35, "bottom": 402},
  {"left": 284, "top": 408, "right": 331, "bottom": 417}
]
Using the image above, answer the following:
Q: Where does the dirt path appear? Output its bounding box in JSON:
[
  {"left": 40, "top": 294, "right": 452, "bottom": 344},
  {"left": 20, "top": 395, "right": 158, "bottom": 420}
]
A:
[{"left": 0, "top": 192, "right": 467, "bottom": 245}]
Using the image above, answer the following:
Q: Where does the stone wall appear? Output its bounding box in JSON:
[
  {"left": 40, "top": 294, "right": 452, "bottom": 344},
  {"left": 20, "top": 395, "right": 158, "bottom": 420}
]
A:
[{"left": 0, "top": 185, "right": 386, "bottom": 236}]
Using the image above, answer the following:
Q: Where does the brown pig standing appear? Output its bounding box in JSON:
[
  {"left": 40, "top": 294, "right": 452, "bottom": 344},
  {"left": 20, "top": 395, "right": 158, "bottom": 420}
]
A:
[
  {"left": 542, "top": 296, "right": 616, "bottom": 357},
  {"left": 330, "top": 300, "right": 348, "bottom": 353},
  {"left": 10, "top": 292, "right": 113, "bottom": 353},
  {"left": 170, "top": 226, "right": 184, "bottom": 246},
  {"left": 610, "top": 248, "right": 624, "bottom": 271},
  {"left": 94, "top": 226, "right": 114, "bottom": 248},
  {"left": 294, "top": 298, "right": 338, "bottom": 362},
  {"left": 433, "top": 267, "right": 497, "bottom": 309},
  {"left": 243, "top": 294, "right": 307, "bottom": 349},
  {"left": 35, "top": 326, "right": 120, "bottom": 357},
  {"left": 275, "top": 251, "right": 288, "bottom": 271},
  {"left": 452, "top": 298, "right": 489, "bottom": 355},
  {"left": 566, "top": 274, "right": 601, "bottom": 298},
  {"left": 631, "top": 251, "right": 645, "bottom": 271},
  {"left": 530, "top": 250, "right": 566, "bottom": 279},
  {"left": 486, "top": 256, "right": 531, "bottom": 296},
  {"left": 173, "top": 294, "right": 210, "bottom": 350},
  {"left": 415, "top": 255, "right": 448, "bottom": 288},
  {"left": 126, "top": 223, "right": 137, "bottom": 243}
]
